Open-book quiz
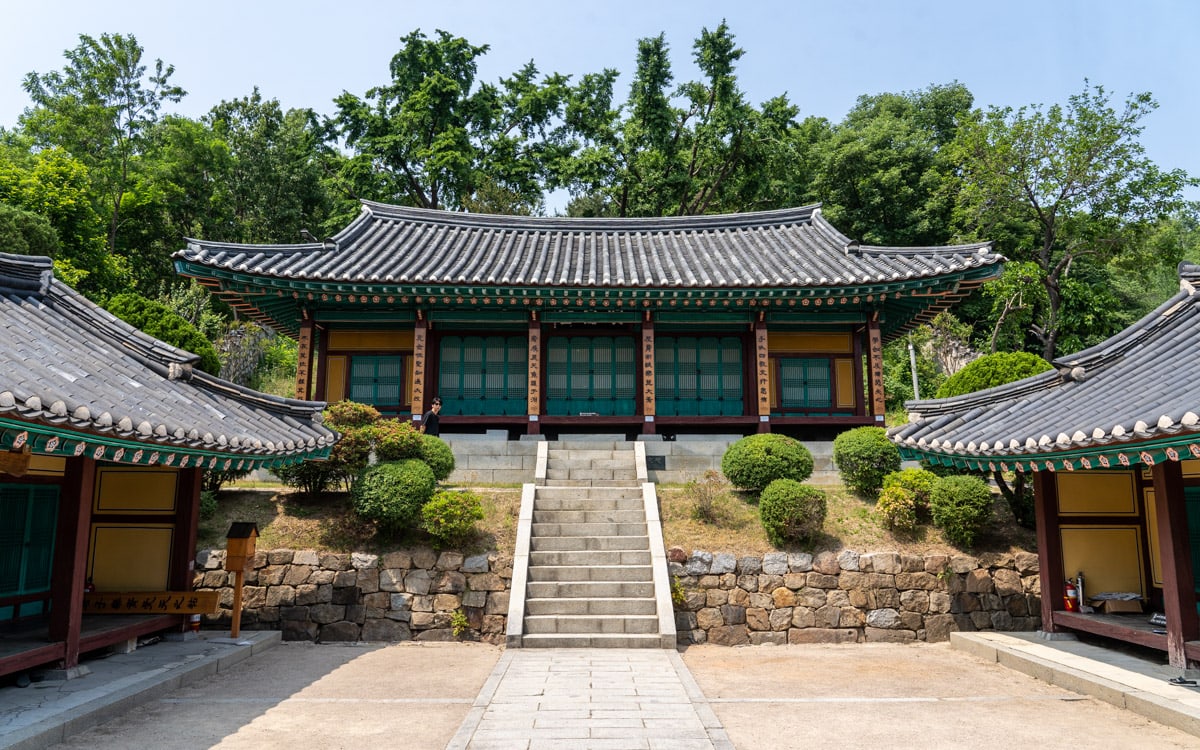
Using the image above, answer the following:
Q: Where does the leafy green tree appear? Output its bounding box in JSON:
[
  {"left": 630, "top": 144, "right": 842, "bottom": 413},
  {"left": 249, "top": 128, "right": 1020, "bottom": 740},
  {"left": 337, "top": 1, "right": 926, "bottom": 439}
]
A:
[
  {"left": 327, "top": 29, "right": 571, "bottom": 217},
  {"left": 105, "top": 293, "right": 221, "bottom": 375},
  {"left": 21, "top": 33, "right": 186, "bottom": 258},
  {"left": 0, "top": 202, "right": 59, "bottom": 257},
  {"left": 950, "top": 82, "right": 1194, "bottom": 359}
]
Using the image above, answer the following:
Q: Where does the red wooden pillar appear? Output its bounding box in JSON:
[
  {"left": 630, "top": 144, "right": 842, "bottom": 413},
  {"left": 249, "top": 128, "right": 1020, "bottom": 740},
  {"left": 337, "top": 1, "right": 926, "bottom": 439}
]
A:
[
  {"left": 1152, "top": 460, "right": 1198, "bottom": 669},
  {"left": 754, "top": 321, "right": 770, "bottom": 433},
  {"left": 295, "top": 316, "right": 314, "bottom": 400},
  {"left": 171, "top": 468, "right": 203, "bottom": 591},
  {"left": 527, "top": 318, "right": 541, "bottom": 435},
  {"left": 1033, "top": 469, "right": 1064, "bottom": 633},
  {"left": 641, "top": 318, "right": 656, "bottom": 435},
  {"left": 49, "top": 457, "right": 95, "bottom": 669}
]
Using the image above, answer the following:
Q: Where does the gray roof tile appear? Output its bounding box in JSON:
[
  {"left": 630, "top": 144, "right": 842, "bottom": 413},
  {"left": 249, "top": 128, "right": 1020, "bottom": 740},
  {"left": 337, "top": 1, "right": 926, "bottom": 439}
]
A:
[
  {"left": 176, "top": 202, "right": 1000, "bottom": 290},
  {"left": 890, "top": 263, "right": 1200, "bottom": 463},
  {"left": 0, "top": 253, "right": 335, "bottom": 463}
]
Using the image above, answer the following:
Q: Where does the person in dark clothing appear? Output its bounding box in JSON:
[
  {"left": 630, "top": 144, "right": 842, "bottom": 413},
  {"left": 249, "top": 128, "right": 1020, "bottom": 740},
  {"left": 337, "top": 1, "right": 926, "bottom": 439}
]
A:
[{"left": 420, "top": 396, "right": 442, "bottom": 436}]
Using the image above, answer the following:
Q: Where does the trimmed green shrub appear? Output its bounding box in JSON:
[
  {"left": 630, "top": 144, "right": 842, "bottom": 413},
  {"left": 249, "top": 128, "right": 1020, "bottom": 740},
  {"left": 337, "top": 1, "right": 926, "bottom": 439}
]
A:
[
  {"left": 105, "top": 293, "right": 221, "bottom": 375},
  {"left": 418, "top": 434, "right": 456, "bottom": 481},
  {"left": 935, "top": 351, "right": 1052, "bottom": 398},
  {"left": 930, "top": 475, "right": 994, "bottom": 548},
  {"left": 374, "top": 419, "right": 423, "bottom": 461},
  {"left": 351, "top": 459, "right": 436, "bottom": 533},
  {"left": 881, "top": 468, "right": 938, "bottom": 516},
  {"left": 758, "top": 479, "right": 827, "bottom": 546},
  {"left": 875, "top": 485, "right": 918, "bottom": 533},
  {"left": 721, "top": 434, "right": 814, "bottom": 493},
  {"left": 421, "top": 490, "right": 483, "bottom": 547},
  {"left": 199, "top": 490, "right": 218, "bottom": 521},
  {"left": 832, "top": 426, "right": 901, "bottom": 499},
  {"left": 325, "top": 400, "right": 383, "bottom": 429},
  {"left": 274, "top": 459, "right": 336, "bottom": 498},
  {"left": 276, "top": 401, "right": 383, "bottom": 495}
]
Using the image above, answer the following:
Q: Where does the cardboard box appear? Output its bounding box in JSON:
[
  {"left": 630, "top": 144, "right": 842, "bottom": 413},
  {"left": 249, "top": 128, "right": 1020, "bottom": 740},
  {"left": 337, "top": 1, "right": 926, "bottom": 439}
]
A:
[{"left": 1091, "top": 598, "right": 1143, "bottom": 614}]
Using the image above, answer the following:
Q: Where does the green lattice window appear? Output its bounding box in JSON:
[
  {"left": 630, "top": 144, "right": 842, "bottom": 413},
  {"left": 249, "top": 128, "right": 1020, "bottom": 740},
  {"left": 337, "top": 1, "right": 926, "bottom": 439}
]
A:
[
  {"left": 0, "top": 485, "right": 58, "bottom": 621},
  {"left": 438, "top": 335, "right": 527, "bottom": 415},
  {"left": 777, "top": 357, "right": 832, "bottom": 410},
  {"left": 654, "top": 336, "right": 743, "bottom": 416},
  {"left": 348, "top": 355, "right": 405, "bottom": 410},
  {"left": 546, "top": 336, "right": 636, "bottom": 416}
]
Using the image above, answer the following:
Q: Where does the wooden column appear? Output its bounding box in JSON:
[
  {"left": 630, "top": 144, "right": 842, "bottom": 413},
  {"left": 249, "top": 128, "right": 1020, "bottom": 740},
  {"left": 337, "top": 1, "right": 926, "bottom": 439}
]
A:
[
  {"left": 641, "top": 318, "right": 655, "bottom": 434},
  {"left": 49, "top": 457, "right": 95, "bottom": 668},
  {"left": 754, "top": 321, "right": 770, "bottom": 433},
  {"left": 1152, "top": 460, "right": 1198, "bottom": 669},
  {"left": 1032, "top": 469, "right": 1064, "bottom": 633},
  {"left": 866, "top": 314, "right": 886, "bottom": 422},
  {"left": 171, "top": 468, "right": 203, "bottom": 592},
  {"left": 295, "top": 316, "right": 314, "bottom": 400},
  {"left": 527, "top": 319, "right": 541, "bottom": 435},
  {"left": 411, "top": 319, "right": 428, "bottom": 423}
]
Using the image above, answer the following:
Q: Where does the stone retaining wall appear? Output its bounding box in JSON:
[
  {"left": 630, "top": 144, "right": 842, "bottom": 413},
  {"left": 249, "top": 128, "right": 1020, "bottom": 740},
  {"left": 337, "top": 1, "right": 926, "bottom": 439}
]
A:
[
  {"left": 193, "top": 548, "right": 512, "bottom": 644},
  {"left": 669, "top": 548, "right": 1041, "bottom": 646}
]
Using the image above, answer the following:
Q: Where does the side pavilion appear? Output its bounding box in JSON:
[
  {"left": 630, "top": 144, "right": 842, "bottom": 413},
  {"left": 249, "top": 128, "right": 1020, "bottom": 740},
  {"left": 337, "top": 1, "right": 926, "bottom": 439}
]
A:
[
  {"left": 0, "top": 253, "right": 336, "bottom": 680},
  {"left": 175, "top": 202, "right": 1001, "bottom": 438},
  {"left": 889, "top": 263, "right": 1200, "bottom": 668}
]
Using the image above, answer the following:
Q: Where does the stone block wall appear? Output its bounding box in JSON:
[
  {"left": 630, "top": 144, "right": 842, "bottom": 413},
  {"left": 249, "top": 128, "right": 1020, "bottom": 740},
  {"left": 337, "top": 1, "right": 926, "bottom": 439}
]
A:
[
  {"left": 669, "top": 548, "right": 1041, "bottom": 646},
  {"left": 443, "top": 435, "right": 538, "bottom": 484},
  {"left": 641, "top": 436, "right": 838, "bottom": 485},
  {"left": 193, "top": 548, "right": 512, "bottom": 644}
]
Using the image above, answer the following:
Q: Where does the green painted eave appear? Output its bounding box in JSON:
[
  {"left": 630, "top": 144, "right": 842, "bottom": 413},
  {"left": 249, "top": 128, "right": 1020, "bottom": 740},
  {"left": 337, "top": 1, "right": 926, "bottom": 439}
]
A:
[{"left": 898, "top": 433, "right": 1200, "bottom": 474}]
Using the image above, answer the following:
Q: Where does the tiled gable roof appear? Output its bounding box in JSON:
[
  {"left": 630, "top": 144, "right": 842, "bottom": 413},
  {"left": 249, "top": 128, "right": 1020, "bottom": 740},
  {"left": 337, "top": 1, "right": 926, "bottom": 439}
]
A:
[
  {"left": 889, "top": 263, "right": 1200, "bottom": 468},
  {"left": 176, "top": 202, "right": 1000, "bottom": 290},
  {"left": 0, "top": 253, "right": 336, "bottom": 466}
]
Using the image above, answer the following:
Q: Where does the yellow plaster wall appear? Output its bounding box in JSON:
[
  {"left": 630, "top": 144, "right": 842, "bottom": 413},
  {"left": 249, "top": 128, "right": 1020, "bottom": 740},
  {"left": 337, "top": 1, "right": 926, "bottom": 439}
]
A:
[
  {"left": 1055, "top": 471, "right": 1138, "bottom": 516},
  {"left": 25, "top": 455, "right": 66, "bottom": 476},
  {"left": 767, "top": 332, "right": 852, "bottom": 353},
  {"left": 94, "top": 469, "right": 177, "bottom": 514},
  {"left": 834, "top": 358, "right": 856, "bottom": 409},
  {"left": 1144, "top": 488, "right": 1163, "bottom": 587},
  {"left": 1060, "top": 525, "right": 1145, "bottom": 598},
  {"left": 88, "top": 524, "right": 173, "bottom": 590},
  {"left": 327, "top": 330, "right": 414, "bottom": 351},
  {"left": 325, "top": 355, "right": 347, "bottom": 403}
]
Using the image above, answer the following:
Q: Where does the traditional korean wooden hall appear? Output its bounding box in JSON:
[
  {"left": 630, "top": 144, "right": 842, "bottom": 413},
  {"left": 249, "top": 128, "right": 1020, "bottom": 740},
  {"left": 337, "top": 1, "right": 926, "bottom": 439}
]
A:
[
  {"left": 890, "top": 263, "right": 1200, "bottom": 669},
  {"left": 176, "top": 202, "right": 1002, "bottom": 439},
  {"left": 0, "top": 254, "right": 336, "bottom": 681}
]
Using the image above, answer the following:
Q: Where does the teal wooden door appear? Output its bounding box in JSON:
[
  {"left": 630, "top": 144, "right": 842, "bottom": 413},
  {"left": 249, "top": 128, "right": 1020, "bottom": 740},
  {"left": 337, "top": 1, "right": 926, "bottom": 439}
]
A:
[
  {"left": 546, "top": 336, "right": 636, "bottom": 416},
  {"left": 777, "top": 357, "right": 832, "bottom": 412},
  {"left": 348, "top": 355, "right": 405, "bottom": 411},
  {"left": 654, "top": 336, "right": 743, "bottom": 416},
  {"left": 1185, "top": 487, "right": 1200, "bottom": 610},
  {"left": 0, "top": 485, "right": 58, "bottom": 621},
  {"left": 438, "top": 335, "right": 527, "bottom": 415}
]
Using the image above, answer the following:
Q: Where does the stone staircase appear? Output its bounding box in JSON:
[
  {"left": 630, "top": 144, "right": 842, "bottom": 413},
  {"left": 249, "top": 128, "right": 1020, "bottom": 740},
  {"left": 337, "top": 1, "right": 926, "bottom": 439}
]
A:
[{"left": 507, "top": 439, "right": 675, "bottom": 648}]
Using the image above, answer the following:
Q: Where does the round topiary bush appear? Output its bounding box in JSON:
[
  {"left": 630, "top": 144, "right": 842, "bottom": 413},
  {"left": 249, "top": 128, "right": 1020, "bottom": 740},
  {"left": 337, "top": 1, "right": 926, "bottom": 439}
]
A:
[
  {"left": 351, "top": 459, "right": 436, "bottom": 533},
  {"left": 758, "top": 479, "right": 827, "bottom": 546},
  {"left": 881, "top": 467, "right": 939, "bottom": 516},
  {"left": 875, "top": 485, "right": 918, "bottom": 533},
  {"left": 421, "top": 489, "right": 484, "bottom": 547},
  {"left": 832, "top": 426, "right": 901, "bottom": 499},
  {"left": 373, "top": 418, "right": 424, "bottom": 461},
  {"left": 934, "top": 351, "right": 1052, "bottom": 398},
  {"left": 418, "top": 434, "right": 456, "bottom": 481},
  {"left": 930, "top": 475, "right": 994, "bottom": 548},
  {"left": 721, "top": 434, "right": 814, "bottom": 493}
]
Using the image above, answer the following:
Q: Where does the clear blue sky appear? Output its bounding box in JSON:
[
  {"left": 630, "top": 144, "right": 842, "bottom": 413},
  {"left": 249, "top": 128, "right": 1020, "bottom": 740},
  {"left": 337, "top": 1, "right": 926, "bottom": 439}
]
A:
[{"left": 3, "top": 0, "right": 1197, "bottom": 202}]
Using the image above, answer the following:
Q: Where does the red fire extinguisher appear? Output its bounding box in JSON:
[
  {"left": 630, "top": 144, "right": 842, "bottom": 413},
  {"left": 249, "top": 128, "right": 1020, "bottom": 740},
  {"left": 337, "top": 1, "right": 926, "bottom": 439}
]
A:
[{"left": 1064, "top": 579, "right": 1079, "bottom": 612}]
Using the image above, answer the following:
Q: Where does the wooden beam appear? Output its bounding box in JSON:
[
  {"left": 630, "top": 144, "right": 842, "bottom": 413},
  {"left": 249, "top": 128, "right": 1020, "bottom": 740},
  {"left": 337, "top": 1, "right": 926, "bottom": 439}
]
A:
[
  {"left": 172, "top": 468, "right": 202, "bottom": 595},
  {"left": 527, "top": 320, "right": 541, "bottom": 435},
  {"left": 641, "top": 319, "right": 655, "bottom": 434},
  {"left": 1151, "top": 460, "right": 1197, "bottom": 669},
  {"left": 48, "top": 457, "right": 95, "bottom": 668},
  {"left": 1033, "top": 470, "right": 1064, "bottom": 633},
  {"left": 295, "top": 316, "right": 314, "bottom": 400}
]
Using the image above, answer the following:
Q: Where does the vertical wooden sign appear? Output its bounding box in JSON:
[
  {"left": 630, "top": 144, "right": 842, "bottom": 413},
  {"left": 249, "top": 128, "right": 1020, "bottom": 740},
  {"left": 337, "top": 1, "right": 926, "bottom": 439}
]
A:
[
  {"left": 295, "top": 318, "right": 314, "bottom": 400},
  {"left": 867, "top": 317, "right": 886, "bottom": 420},
  {"left": 411, "top": 321, "right": 427, "bottom": 418},
  {"left": 527, "top": 321, "right": 541, "bottom": 416},
  {"left": 755, "top": 324, "right": 770, "bottom": 416},
  {"left": 641, "top": 321, "right": 656, "bottom": 417}
]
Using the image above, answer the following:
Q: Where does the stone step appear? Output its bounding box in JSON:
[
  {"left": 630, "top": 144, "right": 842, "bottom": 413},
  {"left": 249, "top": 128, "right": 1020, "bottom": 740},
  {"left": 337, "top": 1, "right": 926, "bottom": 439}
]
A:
[
  {"left": 534, "top": 486, "right": 644, "bottom": 501},
  {"left": 520, "top": 633, "right": 663, "bottom": 648},
  {"left": 547, "top": 449, "right": 630, "bottom": 461},
  {"left": 532, "top": 509, "right": 646, "bottom": 524},
  {"left": 544, "top": 468, "right": 639, "bottom": 481},
  {"left": 529, "top": 549, "right": 651, "bottom": 567},
  {"left": 522, "top": 614, "right": 660, "bottom": 634},
  {"left": 530, "top": 535, "right": 650, "bottom": 552},
  {"left": 525, "top": 580, "right": 655, "bottom": 599},
  {"left": 524, "top": 597, "right": 657, "bottom": 616},
  {"left": 534, "top": 496, "right": 644, "bottom": 512},
  {"left": 531, "top": 522, "right": 647, "bottom": 537},
  {"left": 540, "top": 479, "right": 642, "bottom": 488},
  {"left": 547, "top": 457, "right": 632, "bottom": 471},
  {"left": 527, "top": 564, "right": 653, "bottom": 583}
]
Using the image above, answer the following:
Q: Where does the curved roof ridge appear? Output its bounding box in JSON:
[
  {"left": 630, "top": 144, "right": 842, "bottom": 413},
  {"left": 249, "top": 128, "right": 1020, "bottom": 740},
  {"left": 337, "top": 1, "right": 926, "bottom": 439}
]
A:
[{"left": 0, "top": 253, "right": 54, "bottom": 295}]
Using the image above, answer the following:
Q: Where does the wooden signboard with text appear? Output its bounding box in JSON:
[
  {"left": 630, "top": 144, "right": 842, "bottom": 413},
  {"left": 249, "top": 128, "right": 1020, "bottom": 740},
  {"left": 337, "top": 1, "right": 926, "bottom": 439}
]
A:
[{"left": 82, "top": 590, "right": 219, "bottom": 615}]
